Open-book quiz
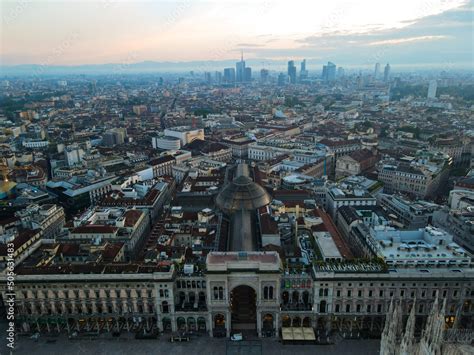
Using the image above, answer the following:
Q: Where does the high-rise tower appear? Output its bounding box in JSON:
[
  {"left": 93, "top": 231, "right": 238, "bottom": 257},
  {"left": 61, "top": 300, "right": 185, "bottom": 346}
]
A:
[{"left": 236, "top": 50, "right": 246, "bottom": 83}]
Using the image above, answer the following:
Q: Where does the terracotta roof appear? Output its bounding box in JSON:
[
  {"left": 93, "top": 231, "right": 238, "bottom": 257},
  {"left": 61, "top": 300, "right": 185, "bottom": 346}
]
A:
[
  {"left": 346, "top": 149, "right": 375, "bottom": 162},
  {"left": 123, "top": 210, "right": 143, "bottom": 227},
  {"left": 260, "top": 213, "right": 278, "bottom": 235},
  {"left": 0, "top": 229, "right": 41, "bottom": 256}
]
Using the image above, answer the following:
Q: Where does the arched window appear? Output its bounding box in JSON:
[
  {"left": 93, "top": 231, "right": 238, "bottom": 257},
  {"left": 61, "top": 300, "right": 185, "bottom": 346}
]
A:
[
  {"left": 346, "top": 304, "right": 351, "bottom": 313},
  {"left": 164, "top": 289, "right": 169, "bottom": 298},
  {"left": 335, "top": 304, "right": 340, "bottom": 313},
  {"left": 263, "top": 286, "right": 268, "bottom": 299},
  {"left": 179, "top": 291, "right": 186, "bottom": 304},
  {"left": 218, "top": 287, "right": 224, "bottom": 300},
  {"left": 159, "top": 289, "right": 164, "bottom": 298},
  {"left": 319, "top": 300, "right": 326, "bottom": 313},
  {"left": 198, "top": 291, "right": 206, "bottom": 303},
  {"left": 282, "top": 315, "right": 291, "bottom": 327},
  {"left": 269, "top": 286, "right": 274, "bottom": 299},
  {"left": 324, "top": 288, "right": 329, "bottom": 297},
  {"left": 213, "top": 287, "right": 218, "bottom": 300},
  {"left": 292, "top": 291, "right": 299, "bottom": 303},
  {"left": 319, "top": 288, "right": 324, "bottom": 297},
  {"left": 302, "top": 291, "right": 309, "bottom": 305}
]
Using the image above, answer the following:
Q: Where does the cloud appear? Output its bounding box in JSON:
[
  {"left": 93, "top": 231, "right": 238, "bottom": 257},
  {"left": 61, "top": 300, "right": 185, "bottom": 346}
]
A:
[
  {"left": 246, "top": 2, "right": 473, "bottom": 67},
  {"left": 367, "top": 35, "right": 451, "bottom": 46}
]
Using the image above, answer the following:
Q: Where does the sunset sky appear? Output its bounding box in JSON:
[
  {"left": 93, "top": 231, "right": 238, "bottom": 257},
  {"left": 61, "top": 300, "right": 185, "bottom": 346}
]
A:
[{"left": 1, "top": 0, "right": 473, "bottom": 67}]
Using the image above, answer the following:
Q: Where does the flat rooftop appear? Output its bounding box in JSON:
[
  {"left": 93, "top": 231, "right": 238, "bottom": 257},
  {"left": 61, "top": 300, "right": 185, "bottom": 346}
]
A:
[
  {"left": 314, "top": 231, "right": 343, "bottom": 260},
  {"left": 206, "top": 251, "right": 281, "bottom": 272}
]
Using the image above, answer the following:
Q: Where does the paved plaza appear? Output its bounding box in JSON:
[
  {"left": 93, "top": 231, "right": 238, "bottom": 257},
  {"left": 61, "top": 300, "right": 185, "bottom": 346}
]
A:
[{"left": 1, "top": 328, "right": 380, "bottom": 355}]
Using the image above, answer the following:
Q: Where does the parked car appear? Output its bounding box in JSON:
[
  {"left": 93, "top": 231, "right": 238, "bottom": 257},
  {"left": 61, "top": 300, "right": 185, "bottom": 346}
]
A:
[
  {"left": 230, "top": 333, "right": 243, "bottom": 341},
  {"left": 169, "top": 335, "right": 190, "bottom": 342}
]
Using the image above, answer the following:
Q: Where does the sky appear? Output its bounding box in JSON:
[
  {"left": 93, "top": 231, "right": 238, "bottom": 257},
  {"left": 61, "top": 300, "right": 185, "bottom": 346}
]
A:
[{"left": 1, "top": 0, "right": 473, "bottom": 69}]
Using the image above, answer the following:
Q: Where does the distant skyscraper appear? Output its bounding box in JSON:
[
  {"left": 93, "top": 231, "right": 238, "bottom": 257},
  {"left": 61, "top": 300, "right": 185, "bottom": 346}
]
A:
[
  {"left": 244, "top": 67, "right": 252, "bottom": 82},
  {"left": 223, "top": 67, "right": 235, "bottom": 83},
  {"left": 374, "top": 63, "right": 381, "bottom": 79},
  {"left": 236, "top": 51, "right": 246, "bottom": 82},
  {"left": 322, "top": 61, "right": 336, "bottom": 82},
  {"left": 260, "top": 69, "right": 269, "bottom": 83},
  {"left": 337, "top": 67, "right": 345, "bottom": 78},
  {"left": 384, "top": 63, "right": 391, "bottom": 82},
  {"left": 277, "top": 72, "right": 287, "bottom": 86},
  {"left": 427, "top": 80, "right": 437, "bottom": 99},
  {"left": 214, "top": 71, "right": 222, "bottom": 84},
  {"left": 204, "top": 72, "right": 212, "bottom": 84},
  {"left": 300, "top": 59, "right": 308, "bottom": 81},
  {"left": 287, "top": 60, "right": 297, "bottom": 84}
]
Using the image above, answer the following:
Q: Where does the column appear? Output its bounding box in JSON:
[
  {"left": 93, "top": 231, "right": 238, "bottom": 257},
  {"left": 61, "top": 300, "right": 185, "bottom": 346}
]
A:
[
  {"left": 226, "top": 311, "right": 231, "bottom": 337},
  {"left": 257, "top": 312, "right": 262, "bottom": 337},
  {"left": 157, "top": 314, "right": 162, "bottom": 332},
  {"left": 171, "top": 315, "right": 177, "bottom": 332},
  {"left": 275, "top": 313, "right": 280, "bottom": 338},
  {"left": 208, "top": 313, "right": 213, "bottom": 337}
]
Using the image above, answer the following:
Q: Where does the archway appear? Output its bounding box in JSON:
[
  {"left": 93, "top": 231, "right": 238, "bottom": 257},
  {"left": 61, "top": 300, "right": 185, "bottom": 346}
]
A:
[
  {"left": 197, "top": 317, "right": 207, "bottom": 333},
  {"left": 282, "top": 315, "right": 291, "bottom": 327},
  {"left": 262, "top": 313, "right": 274, "bottom": 330},
  {"left": 177, "top": 317, "right": 186, "bottom": 331},
  {"left": 230, "top": 285, "right": 257, "bottom": 331},
  {"left": 262, "top": 313, "right": 274, "bottom": 337},
  {"left": 303, "top": 317, "right": 312, "bottom": 327},
  {"left": 162, "top": 317, "right": 171, "bottom": 332},
  {"left": 187, "top": 317, "right": 196, "bottom": 331},
  {"left": 213, "top": 313, "right": 226, "bottom": 337},
  {"left": 214, "top": 314, "right": 225, "bottom": 328}
]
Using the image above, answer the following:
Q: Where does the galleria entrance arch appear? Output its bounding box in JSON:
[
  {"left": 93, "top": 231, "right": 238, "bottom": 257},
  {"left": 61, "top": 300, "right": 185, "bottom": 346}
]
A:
[{"left": 230, "top": 285, "right": 257, "bottom": 332}]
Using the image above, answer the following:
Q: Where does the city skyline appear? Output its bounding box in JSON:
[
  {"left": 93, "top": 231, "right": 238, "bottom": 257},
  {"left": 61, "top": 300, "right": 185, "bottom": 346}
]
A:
[{"left": 1, "top": 0, "right": 473, "bottom": 69}]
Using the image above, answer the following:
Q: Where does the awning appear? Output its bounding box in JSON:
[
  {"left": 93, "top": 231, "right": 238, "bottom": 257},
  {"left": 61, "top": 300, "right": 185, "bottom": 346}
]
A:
[{"left": 281, "top": 327, "right": 315, "bottom": 341}]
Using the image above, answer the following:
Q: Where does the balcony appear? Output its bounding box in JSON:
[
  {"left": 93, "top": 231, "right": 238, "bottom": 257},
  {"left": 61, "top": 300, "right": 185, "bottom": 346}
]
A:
[
  {"left": 280, "top": 303, "right": 312, "bottom": 312},
  {"left": 174, "top": 301, "right": 208, "bottom": 312}
]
